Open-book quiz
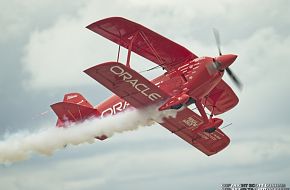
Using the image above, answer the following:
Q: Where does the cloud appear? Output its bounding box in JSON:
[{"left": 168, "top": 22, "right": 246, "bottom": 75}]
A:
[
  {"left": 225, "top": 27, "right": 290, "bottom": 128},
  {"left": 22, "top": 18, "right": 103, "bottom": 89},
  {"left": 21, "top": 0, "right": 148, "bottom": 89},
  {"left": 0, "top": 0, "right": 86, "bottom": 43}
]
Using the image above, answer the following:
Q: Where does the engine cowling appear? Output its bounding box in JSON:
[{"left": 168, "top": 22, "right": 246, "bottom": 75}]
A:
[{"left": 159, "top": 93, "right": 190, "bottom": 111}]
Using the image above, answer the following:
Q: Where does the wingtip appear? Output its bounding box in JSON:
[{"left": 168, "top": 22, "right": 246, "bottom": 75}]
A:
[{"left": 85, "top": 16, "right": 126, "bottom": 30}]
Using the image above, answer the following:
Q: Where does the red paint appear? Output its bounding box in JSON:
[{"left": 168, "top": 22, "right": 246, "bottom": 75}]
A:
[
  {"left": 158, "top": 93, "right": 189, "bottom": 111},
  {"left": 215, "top": 54, "right": 238, "bottom": 70},
  {"left": 50, "top": 17, "right": 240, "bottom": 156}
]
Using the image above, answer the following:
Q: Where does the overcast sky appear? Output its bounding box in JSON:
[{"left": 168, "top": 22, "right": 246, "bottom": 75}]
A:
[{"left": 1, "top": 0, "right": 290, "bottom": 189}]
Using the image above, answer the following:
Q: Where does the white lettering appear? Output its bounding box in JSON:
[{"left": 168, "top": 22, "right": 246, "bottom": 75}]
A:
[
  {"left": 76, "top": 100, "right": 84, "bottom": 105},
  {"left": 202, "top": 132, "right": 217, "bottom": 141},
  {"left": 182, "top": 117, "right": 199, "bottom": 129},
  {"left": 110, "top": 65, "right": 162, "bottom": 102},
  {"left": 126, "top": 79, "right": 138, "bottom": 87},
  {"left": 135, "top": 83, "right": 149, "bottom": 96},
  {"left": 101, "top": 108, "right": 113, "bottom": 117},
  {"left": 120, "top": 72, "right": 132, "bottom": 81},
  {"left": 113, "top": 102, "right": 123, "bottom": 114},
  {"left": 66, "top": 95, "right": 78, "bottom": 100},
  {"left": 198, "top": 132, "right": 209, "bottom": 140},
  {"left": 148, "top": 93, "right": 162, "bottom": 101},
  {"left": 110, "top": 65, "right": 124, "bottom": 75},
  {"left": 101, "top": 101, "right": 131, "bottom": 117},
  {"left": 123, "top": 101, "right": 130, "bottom": 109}
]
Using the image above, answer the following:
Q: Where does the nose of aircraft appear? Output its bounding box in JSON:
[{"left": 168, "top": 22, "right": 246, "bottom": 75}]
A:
[{"left": 215, "top": 54, "right": 238, "bottom": 70}]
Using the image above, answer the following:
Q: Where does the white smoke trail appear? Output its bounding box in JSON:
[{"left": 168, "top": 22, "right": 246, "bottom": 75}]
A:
[{"left": 0, "top": 106, "right": 177, "bottom": 164}]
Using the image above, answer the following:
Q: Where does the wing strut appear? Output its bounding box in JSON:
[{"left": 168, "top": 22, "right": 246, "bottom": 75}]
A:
[
  {"left": 195, "top": 100, "right": 209, "bottom": 124},
  {"left": 126, "top": 33, "right": 138, "bottom": 68},
  {"left": 116, "top": 45, "right": 121, "bottom": 62},
  {"left": 139, "top": 31, "right": 164, "bottom": 66},
  {"left": 124, "top": 31, "right": 164, "bottom": 69}
]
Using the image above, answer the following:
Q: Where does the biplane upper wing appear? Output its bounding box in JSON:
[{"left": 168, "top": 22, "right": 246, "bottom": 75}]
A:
[
  {"left": 86, "top": 17, "right": 198, "bottom": 71},
  {"left": 202, "top": 79, "right": 239, "bottom": 115},
  {"left": 84, "top": 62, "right": 230, "bottom": 156}
]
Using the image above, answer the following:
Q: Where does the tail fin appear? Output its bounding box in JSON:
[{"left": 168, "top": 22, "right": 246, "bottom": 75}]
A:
[
  {"left": 50, "top": 93, "right": 107, "bottom": 141},
  {"left": 50, "top": 93, "right": 99, "bottom": 127},
  {"left": 63, "top": 93, "right": 93, "bottom": 108}
]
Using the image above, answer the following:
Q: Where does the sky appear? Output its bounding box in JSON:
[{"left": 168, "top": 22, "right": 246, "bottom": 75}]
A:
[{"left": 0, "top": 0, "right": 290, "bottom": 189}]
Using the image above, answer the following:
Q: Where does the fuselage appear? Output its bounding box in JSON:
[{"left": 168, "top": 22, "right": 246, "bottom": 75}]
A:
[{"left": 96, "top": 56, "right": 224, "bottom": 116}]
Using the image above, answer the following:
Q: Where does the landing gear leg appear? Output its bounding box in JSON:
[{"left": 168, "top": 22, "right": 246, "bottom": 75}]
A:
[{"left": 195, "top": 100, "right": 209, "bottom": 123}]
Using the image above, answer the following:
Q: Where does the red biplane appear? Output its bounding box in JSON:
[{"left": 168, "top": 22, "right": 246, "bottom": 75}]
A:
[{"left": 50, "top": 17, "right": 242, "bottom": 156}]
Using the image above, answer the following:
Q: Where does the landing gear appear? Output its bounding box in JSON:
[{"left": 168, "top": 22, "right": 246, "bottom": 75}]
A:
[
  {"left": 204, "top": 127, "right": 216, "bottom": 133},
  {"left": 186, "top": 97, "right": 196, "bottom": 106},
  {"left": 170, "top": 104, "right": 183, "bottom": 110},
  {"left": 169, "top": 97, "right": 196, "bottom": 110},
  {"left": 203, "top": 118, "right": 223, "bottom": 133}
]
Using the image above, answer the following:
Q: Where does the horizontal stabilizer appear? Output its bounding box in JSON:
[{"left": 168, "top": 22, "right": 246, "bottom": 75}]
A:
[{"left": 50, "top": 102, "right": 100, "bottom": 127}]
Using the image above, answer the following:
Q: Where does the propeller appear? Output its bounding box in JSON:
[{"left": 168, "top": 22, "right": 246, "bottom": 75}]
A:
[
  {"left": 225, "top": 67, "right": 242, "bottom": 89},
  {"left": 212, "top": 28, "right": 243, "bottom": 90},
  {"left": 213, "top": 28, "right": 222, "bottom": 56}
]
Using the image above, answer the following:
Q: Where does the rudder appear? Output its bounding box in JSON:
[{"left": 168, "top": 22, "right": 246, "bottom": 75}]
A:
[
  {"left": 50, "top": 93, "right": 107, "bottom": 141},
  {"left": 63, "top": 93, "right": 93, "bottom": 108},
  {"left": 51, "top": 92, "right": 99, "bottom": 127}
]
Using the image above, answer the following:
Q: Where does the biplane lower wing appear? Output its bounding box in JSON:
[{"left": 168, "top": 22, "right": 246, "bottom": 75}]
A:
[
  {"left": 84, "top": 62, "right": 168, "bottom": 108},
  {"left": 84, "top": 62, "right": 230, "bottom": 155},
  {"left": 160, "top": 109, "right": 230, "bottom": 156}
]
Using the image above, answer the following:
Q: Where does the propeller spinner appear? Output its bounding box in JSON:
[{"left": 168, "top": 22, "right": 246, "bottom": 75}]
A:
[{"left": 212, "top": 29, "right": 243, "bottom": 90}]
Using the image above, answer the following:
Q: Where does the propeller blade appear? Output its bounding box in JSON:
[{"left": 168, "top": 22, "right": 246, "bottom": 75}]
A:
[
  {"left": 213, "top": 28, "right": 222, "bottom": 56},
  {"left": 212, "top": 29, "right": 242, "bottom": 90},
  {"left": 225, "top": 68, "right": 243, "bottom": 90}
]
